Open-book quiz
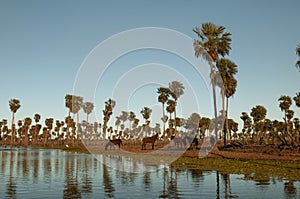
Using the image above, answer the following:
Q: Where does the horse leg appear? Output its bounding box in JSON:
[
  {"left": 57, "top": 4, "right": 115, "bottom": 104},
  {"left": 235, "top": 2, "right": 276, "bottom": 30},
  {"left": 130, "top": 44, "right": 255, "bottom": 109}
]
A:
[
  {"left": 105, "top": 141, "right": 109, "bottom": 150},
  {"left": 152, "top": 142, "right": 154, "bottom": 150}
]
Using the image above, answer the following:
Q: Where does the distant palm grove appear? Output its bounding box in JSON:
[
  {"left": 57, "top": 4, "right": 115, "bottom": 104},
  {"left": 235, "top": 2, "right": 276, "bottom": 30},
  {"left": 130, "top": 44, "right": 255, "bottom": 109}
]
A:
[{"left": 1, "top": 23, "right": 300, "bottom": 151}]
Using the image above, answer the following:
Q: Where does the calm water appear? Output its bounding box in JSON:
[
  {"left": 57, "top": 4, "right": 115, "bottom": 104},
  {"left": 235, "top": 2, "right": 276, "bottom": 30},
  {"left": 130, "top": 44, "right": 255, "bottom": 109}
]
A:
[{"left": 0, "top": 147, "right": 299, "bottom": 199}]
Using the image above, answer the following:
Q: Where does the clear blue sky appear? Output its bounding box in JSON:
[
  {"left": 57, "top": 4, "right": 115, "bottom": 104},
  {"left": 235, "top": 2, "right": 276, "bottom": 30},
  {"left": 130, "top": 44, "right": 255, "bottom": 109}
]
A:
[{"left": 0, "top": 0, "right": 299, "bottom": 129}]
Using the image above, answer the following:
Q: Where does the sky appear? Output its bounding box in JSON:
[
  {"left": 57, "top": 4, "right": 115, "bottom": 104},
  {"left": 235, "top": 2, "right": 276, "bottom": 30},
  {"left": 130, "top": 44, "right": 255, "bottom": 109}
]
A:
[{"left": 0, "top": 0, "right": 300, "bottom": 129}]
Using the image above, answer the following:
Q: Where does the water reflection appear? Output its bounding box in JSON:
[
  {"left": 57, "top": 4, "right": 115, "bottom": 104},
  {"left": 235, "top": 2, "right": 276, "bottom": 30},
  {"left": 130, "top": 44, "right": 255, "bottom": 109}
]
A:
[{"left": 0, "top": 147, "right": 299, "bottom": 199}]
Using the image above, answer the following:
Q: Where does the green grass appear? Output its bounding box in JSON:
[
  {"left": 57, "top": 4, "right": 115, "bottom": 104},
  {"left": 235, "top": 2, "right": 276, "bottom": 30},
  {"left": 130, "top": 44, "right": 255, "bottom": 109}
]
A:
[{"left": 172, "top": 157, "right": 300, "bottom": 181}]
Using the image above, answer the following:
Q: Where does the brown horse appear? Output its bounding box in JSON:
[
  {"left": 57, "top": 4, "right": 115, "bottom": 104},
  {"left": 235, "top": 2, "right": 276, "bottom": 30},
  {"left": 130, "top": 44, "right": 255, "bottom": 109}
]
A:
[
  {"left": 171, "top": 135, "right": 188, "bottom": 148},
  {"left": 105, "top": 139, "right": 122, "bottom": 150},
  {"left": 141, "top": 133, "right": 159, "bottom": 150}
]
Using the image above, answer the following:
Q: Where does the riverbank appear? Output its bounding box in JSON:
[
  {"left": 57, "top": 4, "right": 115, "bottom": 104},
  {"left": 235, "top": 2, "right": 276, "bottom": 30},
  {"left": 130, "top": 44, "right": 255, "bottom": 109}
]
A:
[
  {"left": 58, "top": 141, "right": 300, "bottom": 161},
  {"left": 58, "top": 144, "right": 300, "bottom": 181}
]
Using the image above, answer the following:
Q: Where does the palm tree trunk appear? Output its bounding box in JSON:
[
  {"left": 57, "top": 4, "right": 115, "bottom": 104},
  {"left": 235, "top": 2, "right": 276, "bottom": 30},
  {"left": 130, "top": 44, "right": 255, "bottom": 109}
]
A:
[
  {"left": 225, "top": 97, "right": 230, "bottom": 142},
  {"left": 221, "top": 87, "right": 226, "bottom": 146},
  {"left": 10, "top": 113, "right": 15, "bottom": 147},
  {"left": 211, "top": 65, "right": 219, "bottom": 140},
  {"left": 162, "top": 103, "right": 166, "bottom": 134},
  {"left": 174, "top": 100, "right": 177, "bottom": 135}
]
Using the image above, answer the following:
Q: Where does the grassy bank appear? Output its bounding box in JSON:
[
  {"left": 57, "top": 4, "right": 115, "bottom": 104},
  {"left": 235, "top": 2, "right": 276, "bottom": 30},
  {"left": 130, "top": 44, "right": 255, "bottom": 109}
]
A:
[{"left": 172, "top": 157, "right": 300, "bottom": 181}]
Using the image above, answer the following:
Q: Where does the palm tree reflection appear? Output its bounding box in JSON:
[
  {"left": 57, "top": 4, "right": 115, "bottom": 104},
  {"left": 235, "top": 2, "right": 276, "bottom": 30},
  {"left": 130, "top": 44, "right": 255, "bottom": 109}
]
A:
[{"left": 102, "top": 156, "right": 115, "bottom": 198}]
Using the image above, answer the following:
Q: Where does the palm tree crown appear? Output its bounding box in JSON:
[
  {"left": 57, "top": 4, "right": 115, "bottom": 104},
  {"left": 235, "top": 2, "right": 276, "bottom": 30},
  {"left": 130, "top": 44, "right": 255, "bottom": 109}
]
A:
[
  {"left": 296, "top": 43, "right": 300, "bottom": 70},
  {"left": 193, "top": 22, "right": 232, "bottom": 62}
]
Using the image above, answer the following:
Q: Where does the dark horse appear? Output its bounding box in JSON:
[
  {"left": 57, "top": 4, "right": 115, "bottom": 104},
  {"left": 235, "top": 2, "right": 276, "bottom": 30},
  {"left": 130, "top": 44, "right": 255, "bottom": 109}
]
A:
[
  {"left": 171, "top": 135, "right": 188, "bottom": 148},
  {"left": 105, "top": 139, "right": 122, "bottom": 150},
  {"left": 141, "top": 133, "right": 159, "bottom": 150}
]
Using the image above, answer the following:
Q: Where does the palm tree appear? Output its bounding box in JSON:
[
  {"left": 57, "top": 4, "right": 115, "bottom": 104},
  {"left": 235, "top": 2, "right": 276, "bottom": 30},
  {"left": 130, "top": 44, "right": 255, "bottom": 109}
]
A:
[
  {"left": 65, "top": 94, "right": 73, "bottom": 116},
  {"left": 278, "top": 95, "right": 294, "bottom": 143},
  {"left": 82, "top": 102, "right": 94, "bottom": 122},
  {"left": 193, "top": 22, "right": 232, "bottom": 139},
  {"left": 33, "top": 113, "right": 41, "bottom": 143},
  {"left": 9, "top": 99, "right": 21, "bottom": 146},
  {"left": 169, "top": 81, "right": 185, "bottom": 135},
  {"left": 250, "top": 105, "right": 267, "bottom": 144},
  {"left": 278, "top": 95, "right": 292, "bottom": 123},
  {"left": 157, "top": 87, "right": 170, "bottom": 135},
  {"left": 216, "top": 58, "right": 238, "bottom": 145},
  {"left": 102, "top": 99, "right": 116, "bottom": 140},
  {"left": 166, "top": 99, "right": 176, "bottom": 125},
  {"left": 120, "top": 111, "right": 128, "bottom": 128},
  {"left": 115, "top": 116, "right": 121, "bottom": 132},
  {"left": 45, "top": 118, "right": 54, "bottom": 146},
  {"left": 23, "top": 117, "right": 32, "bottom": 147},
  {"left": 296, "top": 43, "right": 300, "bottom": 70},
  {"left": 199, "top": 117, "right": 211, "bottom": 139},
  {"left": 186, "top": 112, "right": 201, "bottom": 134},
  {"left": 128, "top": 111, "right": 136, "bottom": 131},
  {"left": 71, "top": 95, "right": 83, "bottom": 127},
  {"left": 293, "top": 92, "right": 300, "bottom": 108},
  {"left": 140, "top": 107, "right": 152, "bottom": 124}
]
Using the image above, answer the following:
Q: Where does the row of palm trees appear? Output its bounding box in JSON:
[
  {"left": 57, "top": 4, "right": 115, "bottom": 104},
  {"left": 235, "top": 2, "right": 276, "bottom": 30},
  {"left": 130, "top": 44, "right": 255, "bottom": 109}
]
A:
[{"left": 1, "top": 94, "right": 299, "bottom": 149}]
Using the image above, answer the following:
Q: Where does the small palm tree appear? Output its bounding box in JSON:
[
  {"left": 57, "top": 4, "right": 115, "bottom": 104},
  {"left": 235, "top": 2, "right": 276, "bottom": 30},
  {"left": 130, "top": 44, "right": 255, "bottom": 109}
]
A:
[
  {"left": 140, "top": 107, "right": 152, "bottom": 124},
  {"left": 9, "top": 99, "right": 21, "bottom": 146},
  {"left": 250, "top": 105, "right": 267, "bottom": 143},
  {"left": 65, "top": 94, "right": 73, "bottom": 116},
  {"left": 44, "top": 118, "right": 54, "bottom": 146},
  {"left": 128, "top": 111, "right": 136, "bottom": 131},
  {"left": 23, "top": 117, "right": 32, "bottom": 147},
  {"left": 82, "top": 102, "right": 94, "bottom": 122},
  {"left": 278, "top": 95, "right": 292, "bottom": 122}
]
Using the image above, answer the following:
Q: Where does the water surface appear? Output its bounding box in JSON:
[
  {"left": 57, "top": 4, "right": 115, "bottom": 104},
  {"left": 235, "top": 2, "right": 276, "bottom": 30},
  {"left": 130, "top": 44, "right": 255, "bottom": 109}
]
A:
[{"left": 0, "top": 147, "right": 299, "bottom": 198}]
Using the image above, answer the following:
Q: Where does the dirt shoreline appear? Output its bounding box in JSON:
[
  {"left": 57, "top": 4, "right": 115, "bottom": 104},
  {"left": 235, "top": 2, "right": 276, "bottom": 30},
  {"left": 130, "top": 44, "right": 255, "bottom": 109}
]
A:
[{"left": 60, "top": 141, "right": 300, "bottom": 162}]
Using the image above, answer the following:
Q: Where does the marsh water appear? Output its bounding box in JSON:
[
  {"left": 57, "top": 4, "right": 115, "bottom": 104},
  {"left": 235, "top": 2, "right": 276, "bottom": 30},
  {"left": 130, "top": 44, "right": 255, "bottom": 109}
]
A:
[{"left": 0, "top": 147, "right": 299, "bottom": 199}]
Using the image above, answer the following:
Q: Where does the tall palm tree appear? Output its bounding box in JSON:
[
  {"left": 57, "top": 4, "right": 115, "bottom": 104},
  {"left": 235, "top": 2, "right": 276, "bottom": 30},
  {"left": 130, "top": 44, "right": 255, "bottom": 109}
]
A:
[
  {"left": 216, "top": 58, "right": 238, "bottom": 145},
  {"left": 157, "top": 87, "right": 170, "bottom": 135},
  {"left": 169, "top": 81, "right": 185, "bottom": 135},
  {"left": 102, "top": 99, "right": 116, "bottom": 140},
  {"left": 82, "top": 102, "right": 94, "bottom": 122},
  {"left": 296, "top": 43, "right": 300, "bottom": 70},
  {"left": 140, "top": 107, "right": 152, "bottom": 124},
  {"left": 9, "top": 99, "right": 21, "bottom": 147},
  {"left": 193, "top": 22, "right": 232, "bottom": 139}
]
